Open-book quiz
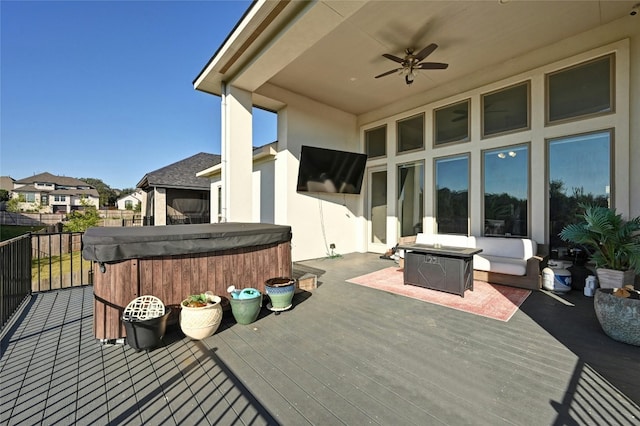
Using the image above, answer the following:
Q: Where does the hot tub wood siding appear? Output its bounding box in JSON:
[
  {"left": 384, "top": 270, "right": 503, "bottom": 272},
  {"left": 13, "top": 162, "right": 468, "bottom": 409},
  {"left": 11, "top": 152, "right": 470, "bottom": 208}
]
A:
[{"left": 93, "top": 241, "right": 292, "bottom": 340}]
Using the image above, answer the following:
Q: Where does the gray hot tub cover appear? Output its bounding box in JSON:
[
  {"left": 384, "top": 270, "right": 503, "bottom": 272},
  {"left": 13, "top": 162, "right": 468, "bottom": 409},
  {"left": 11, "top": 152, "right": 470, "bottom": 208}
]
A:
[{"left": 82, "top": 223, "right": 292, "bottom": 263}]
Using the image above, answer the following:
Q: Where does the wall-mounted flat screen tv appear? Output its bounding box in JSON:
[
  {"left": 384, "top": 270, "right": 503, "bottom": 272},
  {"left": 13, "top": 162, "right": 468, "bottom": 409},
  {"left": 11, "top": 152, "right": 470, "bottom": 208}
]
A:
[{"left": 296, "top": 145, "right": 368, "bottom": 194}]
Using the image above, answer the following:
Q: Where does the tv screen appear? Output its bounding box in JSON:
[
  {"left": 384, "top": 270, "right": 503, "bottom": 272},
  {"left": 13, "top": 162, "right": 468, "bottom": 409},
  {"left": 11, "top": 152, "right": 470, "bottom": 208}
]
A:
[{"left": 296, "top": 145, "right": 367, "bottom": 194}]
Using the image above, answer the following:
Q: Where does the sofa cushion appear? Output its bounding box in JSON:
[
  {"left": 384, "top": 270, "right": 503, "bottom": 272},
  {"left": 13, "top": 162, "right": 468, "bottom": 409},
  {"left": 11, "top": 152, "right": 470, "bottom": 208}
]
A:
[
  {"left": 475, "top": 237, "right": 536, "bottom": 260},
  {"left": 473, "top": 255, "right": 528, "bottom": 276},
  {"left": 415, "top": 233, "right": 471, "bottom": 248}
]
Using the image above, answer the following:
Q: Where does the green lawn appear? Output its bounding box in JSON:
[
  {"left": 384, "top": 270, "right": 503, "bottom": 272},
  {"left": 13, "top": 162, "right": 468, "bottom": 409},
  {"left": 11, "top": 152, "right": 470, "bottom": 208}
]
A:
[
  {"left": 0, "top": 225, "right": 45, "bottom": 242},
  {"left": 32, "top": 251, "right": 91, "bottom": 281}
]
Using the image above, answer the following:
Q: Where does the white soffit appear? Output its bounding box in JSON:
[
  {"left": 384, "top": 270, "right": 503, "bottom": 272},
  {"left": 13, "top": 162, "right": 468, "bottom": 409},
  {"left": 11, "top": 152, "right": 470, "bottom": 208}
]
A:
[{"left": 196, "top": 0, "right": 637, "bottom": 115}]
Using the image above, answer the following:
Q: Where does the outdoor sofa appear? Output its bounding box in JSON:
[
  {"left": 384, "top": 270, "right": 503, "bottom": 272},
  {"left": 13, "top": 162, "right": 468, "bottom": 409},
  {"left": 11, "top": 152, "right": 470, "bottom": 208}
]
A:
[{"left": 401, "top": 234, "right": 548, "bottom": 291}]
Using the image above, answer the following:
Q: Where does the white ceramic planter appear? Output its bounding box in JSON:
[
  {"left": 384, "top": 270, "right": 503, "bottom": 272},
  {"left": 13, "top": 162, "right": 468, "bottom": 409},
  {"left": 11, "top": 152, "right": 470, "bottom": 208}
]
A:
[{"left": 179, "top": 293, "right": 223, "bottom": 340}]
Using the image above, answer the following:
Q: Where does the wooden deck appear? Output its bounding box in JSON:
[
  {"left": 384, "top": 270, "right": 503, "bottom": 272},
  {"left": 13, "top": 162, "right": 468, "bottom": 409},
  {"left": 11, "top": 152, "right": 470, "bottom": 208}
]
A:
[{"left": 1, "top": 252, "right": 639, "bottom": 425}]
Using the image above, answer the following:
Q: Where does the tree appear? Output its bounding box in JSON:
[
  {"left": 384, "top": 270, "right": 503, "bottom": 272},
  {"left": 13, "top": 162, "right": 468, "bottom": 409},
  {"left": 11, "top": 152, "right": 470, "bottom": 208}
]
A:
[
  {"left": 63, "top": 199, "right": 101, "bottom": 232},
  {"left": 6, "top": 196, "right": 21, "bottom": 212},
  {"left": 0, "top": 189, "right": 9, "bottom": 202},
  {"left": 78, "top": 177, "right": 118, "bottom": 207}
]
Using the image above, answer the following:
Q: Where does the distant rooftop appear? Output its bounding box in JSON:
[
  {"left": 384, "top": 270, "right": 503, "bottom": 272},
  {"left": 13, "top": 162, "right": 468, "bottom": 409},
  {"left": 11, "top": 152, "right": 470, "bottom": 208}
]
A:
[{"left": 136, "top": 152, "right": 221, "bottom": 190}]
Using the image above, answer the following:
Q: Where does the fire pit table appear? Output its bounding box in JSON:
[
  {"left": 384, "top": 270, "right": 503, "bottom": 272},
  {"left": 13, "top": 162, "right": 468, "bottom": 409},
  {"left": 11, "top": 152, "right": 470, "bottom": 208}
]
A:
[{"left": 83, "top": 223, "right": 292, "bottom": 341}]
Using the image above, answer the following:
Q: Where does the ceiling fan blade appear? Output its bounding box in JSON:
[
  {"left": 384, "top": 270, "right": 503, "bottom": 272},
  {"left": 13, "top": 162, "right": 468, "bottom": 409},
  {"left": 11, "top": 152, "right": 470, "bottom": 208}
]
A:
[
  {"left": 414, "top": 43, "right": 438, "bottom": 61},
  {"left": 382, "top": 53, "right": 405, "bottom": 64},
  {"left": 417, "top": 62, "right": 449, "bottom": 70},
  {"left": 375, "top": 68, "right": 402, "bottom": 78}
]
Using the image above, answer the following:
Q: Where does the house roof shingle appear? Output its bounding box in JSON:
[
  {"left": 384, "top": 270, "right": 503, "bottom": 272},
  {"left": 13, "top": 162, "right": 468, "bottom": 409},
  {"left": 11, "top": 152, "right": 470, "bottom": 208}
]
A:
[
  {"left": 137, "top": 152, "right": 221, "bottom": 190},
  {"left": 13, "top": 173, "right": 99, "bottom": 197},
  {"left": 14, "top": 172, "right": 94, "bottom": 188}
]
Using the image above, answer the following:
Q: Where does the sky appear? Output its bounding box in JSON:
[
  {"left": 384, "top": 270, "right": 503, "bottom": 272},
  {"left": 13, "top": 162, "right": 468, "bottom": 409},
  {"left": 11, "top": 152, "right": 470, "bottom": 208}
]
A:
[{"left": 1, "top": 0, "right": 277, "bottom": 190}]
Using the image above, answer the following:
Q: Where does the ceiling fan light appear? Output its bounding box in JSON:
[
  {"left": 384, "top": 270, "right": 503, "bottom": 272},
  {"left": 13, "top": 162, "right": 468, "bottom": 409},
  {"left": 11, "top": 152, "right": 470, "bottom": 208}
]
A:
[{"left": 405, "top": 74, "right": 414, "bottom": 85}]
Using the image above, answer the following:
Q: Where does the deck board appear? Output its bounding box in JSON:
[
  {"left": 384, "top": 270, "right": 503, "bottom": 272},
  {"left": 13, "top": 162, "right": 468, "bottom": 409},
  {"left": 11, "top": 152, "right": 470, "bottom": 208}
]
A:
[{"left": 1, "top": 253, "right": 639, "bottom": 425}]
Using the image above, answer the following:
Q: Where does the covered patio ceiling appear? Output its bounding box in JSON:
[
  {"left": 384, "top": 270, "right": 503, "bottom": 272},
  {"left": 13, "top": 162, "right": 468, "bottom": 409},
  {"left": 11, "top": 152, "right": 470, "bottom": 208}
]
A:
[{"left": 194, "top": 0, "right": 637, "bottom": 117}]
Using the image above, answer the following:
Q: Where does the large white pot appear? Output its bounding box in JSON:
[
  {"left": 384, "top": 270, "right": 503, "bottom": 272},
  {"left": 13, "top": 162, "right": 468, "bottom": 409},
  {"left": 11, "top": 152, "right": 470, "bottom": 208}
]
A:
[
  {"left": 596, "top": 268, "right": 636, "bottom": 289},
  {"left": 179, "top": 293, "right": 223, "bottom": 340}
]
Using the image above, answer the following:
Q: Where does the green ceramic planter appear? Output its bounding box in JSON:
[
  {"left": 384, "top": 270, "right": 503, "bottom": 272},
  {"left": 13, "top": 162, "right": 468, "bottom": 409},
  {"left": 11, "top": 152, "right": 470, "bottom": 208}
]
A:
[
  {"left": 229, "top": 293, "right": 262, "bottom": 325},
  {"left": 265, "top": 277, "right": 295, "bottom": 311}
]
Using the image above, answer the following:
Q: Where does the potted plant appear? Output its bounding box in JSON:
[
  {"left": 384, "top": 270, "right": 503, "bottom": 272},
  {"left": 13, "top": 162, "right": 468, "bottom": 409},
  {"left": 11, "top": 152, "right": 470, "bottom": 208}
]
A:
[
  {"left": 179, "top": 291, "right": 223, "bottom": 340},
  {"left": 593, "top": 285, "right": 640, "bottom": 346},
  {"left": 558, "top": 204, "right": 640, "bottom": 289},
  {"left": 559, "top": 204, "right": 640, "bottom": 346}
]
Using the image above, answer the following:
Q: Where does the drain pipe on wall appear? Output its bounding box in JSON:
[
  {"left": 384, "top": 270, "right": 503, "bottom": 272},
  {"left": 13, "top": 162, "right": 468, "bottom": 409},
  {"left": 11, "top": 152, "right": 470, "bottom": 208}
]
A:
[{"left": 220, "top": 81, "right": 228, "bottom": 223}]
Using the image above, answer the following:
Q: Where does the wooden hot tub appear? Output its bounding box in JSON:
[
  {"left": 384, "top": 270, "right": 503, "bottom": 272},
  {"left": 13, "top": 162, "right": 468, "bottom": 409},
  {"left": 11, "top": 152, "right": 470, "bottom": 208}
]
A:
[{"left": 82, "top": 223, "right": 292, "bottom": 341}]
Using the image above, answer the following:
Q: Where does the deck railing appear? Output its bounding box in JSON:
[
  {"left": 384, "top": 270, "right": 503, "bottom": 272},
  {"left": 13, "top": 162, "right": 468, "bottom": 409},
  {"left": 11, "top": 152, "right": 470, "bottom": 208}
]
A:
[
  {"left": 1, "top": 231, "right": 91, "bottom": 331},
  {"left": 0, "top": 234, "right": 32, "bottom": 330}
]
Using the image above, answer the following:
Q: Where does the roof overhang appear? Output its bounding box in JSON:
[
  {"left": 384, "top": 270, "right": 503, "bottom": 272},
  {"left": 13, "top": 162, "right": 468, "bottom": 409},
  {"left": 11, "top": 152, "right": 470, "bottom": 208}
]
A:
[
  {"left": 197, "top": 144, "right": 277, "bottom": 178},
  {"left": 194, "top": 0, "right": 638, "bottom": 117}
]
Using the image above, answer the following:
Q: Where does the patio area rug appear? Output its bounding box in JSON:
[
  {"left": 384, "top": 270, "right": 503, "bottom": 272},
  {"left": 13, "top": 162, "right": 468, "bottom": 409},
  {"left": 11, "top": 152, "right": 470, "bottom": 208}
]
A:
[{"left": 346, "top": 267, "right": 530, "bottom": 321}]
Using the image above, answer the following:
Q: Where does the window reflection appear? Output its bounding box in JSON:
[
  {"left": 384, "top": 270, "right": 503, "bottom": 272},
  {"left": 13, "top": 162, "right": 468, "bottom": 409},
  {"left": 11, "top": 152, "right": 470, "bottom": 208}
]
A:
[
  {"left": 365, "top": 125, "right": 386, "bottom": 158},
  {"left": 483, "top": 145, "right": 529, "bottom": 237},
  {"left": 398, "top": 162, "right": 424, "bottom": 237},
  {"left": 434, "top": 100, "right": 470, "bottom": 146},
  {"left": 482, "top": 82, "right": 530, "bottom": 137},
  {"left": 397, "top": 114, "right": 424, "bottom": 153},
  {"left": 547, "top": 54, "right": 613, "bottom": 123},
  {"left": 435, "top": 155, "right": 469, "bottom": 234},
  {"left": 548, "top": 131, "right": 611, "bottom": 254}
]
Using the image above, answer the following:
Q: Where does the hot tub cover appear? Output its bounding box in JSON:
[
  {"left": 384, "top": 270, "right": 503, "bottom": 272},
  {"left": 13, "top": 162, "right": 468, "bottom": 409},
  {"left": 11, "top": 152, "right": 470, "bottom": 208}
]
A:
[{"left": 82, "top": 223, "right": 292, "bottom": 263}]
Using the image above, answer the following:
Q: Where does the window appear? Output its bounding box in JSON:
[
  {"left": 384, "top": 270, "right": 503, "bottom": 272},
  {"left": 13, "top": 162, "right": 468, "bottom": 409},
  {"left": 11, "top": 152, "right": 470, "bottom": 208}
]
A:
[
  {"left": 547, "top": 54, "right": 613, "bottom": 123},
  {"left": 435, "top": 155, "right": 469, "bottom": 235},
  {"left": 398, "top": 162, "right": 424, "bottom": 237},
  {"left": 482, "top": 81, "right": 530, "bottom": 138},
  {"left": 434, "top": 99, "right": 470, "bottom": 146},
  {"left": 548, "top": 130, "right": 611, "bottom": 253},
  {"left": 369, "top": 169, "right": 387, "bottom": 244},
  {"left": 397, "top": 114, "right": 424, "bottom": 153},
  {"left": 125, "top": 200, "right": 133, "bottom": 209},
  {"left": 483, "top": 144, "right": 529, "bottom": 237},
  {"left": 365, "top": 125, "right": 386, "bottom": 158},
  {"left": 54, "top": 195, "right": 66, "bottom": 202},
  {"left": 25, "top": 193, "right": 36, "bottom": 202}
]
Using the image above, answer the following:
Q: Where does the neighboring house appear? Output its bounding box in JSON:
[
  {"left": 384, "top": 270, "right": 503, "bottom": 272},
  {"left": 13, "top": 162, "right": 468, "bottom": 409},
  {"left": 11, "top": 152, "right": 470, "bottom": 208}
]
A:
[
  {"left": 0, "top": 176, "right": 15, "bottom": 192},
  {"left": 11, "top": 172, "right": 100, "bottom": 213},
  {"left": 116, "top": 189, "right": 143, "bottom": 211},
  {"left": 137, "top": 152, "right": 220, "bottom": 225},
  {"left": 193, "top": 1, "right": 640, "bottom": 262}
]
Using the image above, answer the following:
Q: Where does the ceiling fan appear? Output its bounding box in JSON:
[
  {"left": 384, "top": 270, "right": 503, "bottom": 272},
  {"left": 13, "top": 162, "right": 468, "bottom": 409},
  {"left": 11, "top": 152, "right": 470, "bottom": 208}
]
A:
[{"left": 375, "top": 43, "right": 448, "bottom": 85}]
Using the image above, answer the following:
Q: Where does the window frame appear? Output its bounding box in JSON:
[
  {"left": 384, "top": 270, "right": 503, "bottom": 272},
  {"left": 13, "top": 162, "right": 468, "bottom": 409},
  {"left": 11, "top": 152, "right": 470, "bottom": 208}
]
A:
[
  {"left": 481, "top": 142, "right": 531, "bottom": 238},
  {"left": 364, "top": 124, "right": 387, "bottom": 159},
  {"left": 433, "top": 99, "right": 471, "bottom": 147},
  {"left": 545, "top": 128, "right": 614, "bottom": 254},
  {"left": 545, "top": 53, "right": 615, "bottom": 126},
  {"left": 481, "top": 81, "right": 531, "bottom": 139},
  {"left": 434, "top": 153, "right": 470, "bottom": 235},
  {"left": 396, "top": 113, "right": 425, "bottom": 154}
]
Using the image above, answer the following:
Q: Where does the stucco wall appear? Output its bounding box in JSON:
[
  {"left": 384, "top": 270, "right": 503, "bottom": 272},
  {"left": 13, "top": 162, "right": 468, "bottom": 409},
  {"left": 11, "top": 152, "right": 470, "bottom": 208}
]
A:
[{"left": 262, "top": 87, "right": 364, "bottom": 261}]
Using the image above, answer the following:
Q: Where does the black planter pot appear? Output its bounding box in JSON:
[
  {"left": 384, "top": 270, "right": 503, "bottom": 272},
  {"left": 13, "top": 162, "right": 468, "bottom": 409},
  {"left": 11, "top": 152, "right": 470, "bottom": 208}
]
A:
[{"left": 123, "top": 308, "right": 172, "bottom": 351}]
